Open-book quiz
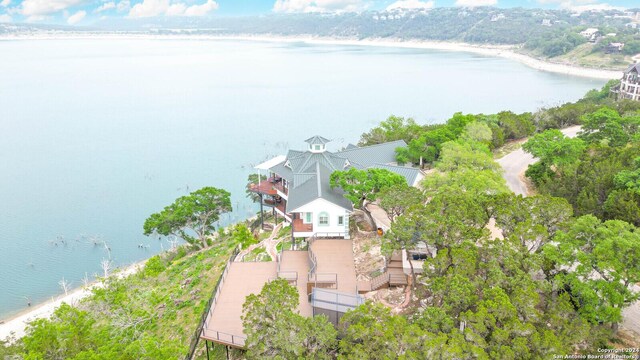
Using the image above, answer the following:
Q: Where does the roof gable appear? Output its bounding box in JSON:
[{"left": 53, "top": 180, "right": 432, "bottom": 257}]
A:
[{"left": 305, "top": 135, "right": 331, "bottom": 145}]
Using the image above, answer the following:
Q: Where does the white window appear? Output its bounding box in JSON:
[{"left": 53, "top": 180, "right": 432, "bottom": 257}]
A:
[
  {"left": 318, "top": 212, "right": 329, "bottom": 226},
  {"left": 305, "top": 212, "right": 312, "bottom": 223},
  {"left": 338, "top": 216, "right": 344, "bottom": 226},
  {"left": 314, "top": 144, "right": 321, "bottom": 151}
]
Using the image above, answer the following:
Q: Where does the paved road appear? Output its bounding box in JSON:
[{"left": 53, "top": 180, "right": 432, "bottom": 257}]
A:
[
  {"left": 497, "top": 125, "right": 640, "bottom": 336},
  {"left": 497, "top": 126, "right": 581, "bottom": 195}
]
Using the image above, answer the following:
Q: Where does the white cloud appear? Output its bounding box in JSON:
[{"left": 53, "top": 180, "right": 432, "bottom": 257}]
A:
[
  {"left": 129, "top": 0, "right": 168, "bottom": 17},
  {"left": 67, "top": 9, "right": 85, "bottom": 24},
  {"left": 94, "top": 1, "right": 116, "bottom": 13},
  {"left": 0, "top": 0, "right": 10, "bottom": 7},
  {"left": 183, "top": 0, "right": 217, "bottom": 16},
  {"left": 117, "top": 0, "right": 130, "bottom": 12},
  {"left": 455, "top": 0, "right": 497, "bottom": 6},
  {"left": 165, "top": 2, "right": 185, "bottom": 15},
  {"left": 20, "top": 0, "right": 83, "bottom": 16},
  {"left": 273, "top": 0, "right": 364, "bottom": 13},
  {"left": 129, "top": 0, "right": 217, "bottom": 18},
  {"left": 386, "top": 0, "right": 434, "bottom": 10},
  {"left": 0, "top": 13, "right": 11, "bottom": 22}
]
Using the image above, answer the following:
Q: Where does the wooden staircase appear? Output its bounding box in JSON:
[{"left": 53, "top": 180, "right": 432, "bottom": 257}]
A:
[
  {"left": 361, "top": 251, "right": 408, "bottom": 292},
  {"left": 388, "top": 251, "right": 407, "bottom": 286}
]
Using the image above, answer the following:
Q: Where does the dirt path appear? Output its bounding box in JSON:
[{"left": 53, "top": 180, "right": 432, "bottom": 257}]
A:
[
  {"left": 264, "top": 224, "right": 283, "bottom": 261},
  {"left": 235, "top": 223, "right": 282, "bottom": 262}
]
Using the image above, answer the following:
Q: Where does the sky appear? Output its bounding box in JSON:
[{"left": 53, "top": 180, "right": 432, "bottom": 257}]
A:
[{"left": 0, "top": 0, "right": 637, "bottom": 26}]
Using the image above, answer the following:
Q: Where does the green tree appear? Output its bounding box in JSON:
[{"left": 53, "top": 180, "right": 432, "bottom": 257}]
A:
[
  {"left": 603, "top": 190, "right": 640, "bottom": 226},
  {"left": 613, "top": 157, "right": 640, "bottom": 195},
  {"left": 580, "top": 107, "right": 640, "bottom": 147},
  {"left": 544, "top": 215, "right": 640, "bottom": 328},
  {"left": 358, "top": 115, "right": 422, "bottom": 146},
  {"left": 232, "top": 223, "right": 257, "bottom": 249},
  {"left": 143, "top": 186, "right": 232, "bottom": 248},
  {"left": 242, "top": 279, "right": 336, "bottom": 359},
  {"left": 496, "top": 111, "right": 536, "bottom": 140},
  {"left": 491, "top": 194, "right": 573, "bottom": 249},
  {"left": 378, "top": 185, "right": 425, "bottom": 222},
  {"left": 21, "top": 304, "right": 97, "bottom": 360},
  {"left": 437, "top": 140, "right": 499, "bottom": 172},
  {"left": 330, "top": 168, "right": 406, "bottom": 209},
  {"left": 338, "top": 302, "right": 429, "bottom": 359},
  {"left": 523, "top": 129, "right": 586, "bottom": 166},
  {"left": 398, "top": 125, "right": 456, "bottom": 166},
  {"left": 459, "top": 121, "right": 493, "bottom": 145}
]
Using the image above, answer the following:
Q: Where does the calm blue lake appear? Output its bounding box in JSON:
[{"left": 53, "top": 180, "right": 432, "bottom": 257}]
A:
[{"left": 0, "top": 38, "right": 604, "bottom": 318}]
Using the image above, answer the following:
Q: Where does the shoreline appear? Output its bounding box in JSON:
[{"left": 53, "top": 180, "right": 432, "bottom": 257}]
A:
[
  {"left": 0, "top": 259, "right": 147, "bottom": 341},
  {"left": 0, "top": 32, "right": 622, "bottom": 80}
]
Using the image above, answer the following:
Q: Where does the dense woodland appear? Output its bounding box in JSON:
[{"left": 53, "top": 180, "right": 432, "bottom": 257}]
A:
[{"left": 2, "top": 83, "right": 640, "bottom": 359}]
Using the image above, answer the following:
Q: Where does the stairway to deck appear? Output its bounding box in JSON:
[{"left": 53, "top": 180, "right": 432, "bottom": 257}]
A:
[
  {"left": 388, "top": 251, "right": 407, "bottom": 286},
  {"left": 359, "top": 251, "right": 408, "bottom": 292}
]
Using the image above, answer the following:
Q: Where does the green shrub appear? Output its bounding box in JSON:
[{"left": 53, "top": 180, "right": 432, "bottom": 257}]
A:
[{"left": 144, "top": 256, "right": 166, "bottom": 277}]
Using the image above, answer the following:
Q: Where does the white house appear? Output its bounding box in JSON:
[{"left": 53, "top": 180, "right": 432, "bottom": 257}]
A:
[
  {"left": 580, "top": 28, "right": 601, "bottom": 42},
  {"left": 612, "top": 63, "right": 640, "bottom": 101},
  {"left": 250, "top": 136, "right": 422, "bottom": 239}
]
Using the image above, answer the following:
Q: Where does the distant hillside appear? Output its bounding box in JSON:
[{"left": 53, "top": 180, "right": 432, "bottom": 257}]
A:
[{"left": 2, "top": 7, "right": 640, "bottom": 70}]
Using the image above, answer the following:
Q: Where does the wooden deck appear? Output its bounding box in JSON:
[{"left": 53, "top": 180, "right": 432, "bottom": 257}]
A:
[
  {"left": 311, "top": 240, "right": 358, "bottom": 294},
  {"left": 292, "top": 218, "right": 313, "bottom": 233},
  {"left": 279, "top": 251, "right": 313, "bottom": 317},
  {"left": 201, "top": 239, "right": 359, "bottom": 348},
  {"left": 201, "top": 262, "right": 277, "bottom": 347},
  {"left": 247, "top": 180, "right": 277, "bottom": 196},
  {"left": 248, "top": 179, "right": 289, "bottom": 196}
]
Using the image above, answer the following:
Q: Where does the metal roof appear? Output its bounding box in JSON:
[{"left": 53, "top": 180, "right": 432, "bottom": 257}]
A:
[
  {"left": 336, "top": 140, "right": 407, "bottom": 169},
  {"left": 625, "top": 63, "right": 640, "bottom": 74},
  {"left": 305, "top": 135, "right": 331, "bottom": 145},
  {"left": 287, "top": 162, "right": 353, "bottom": 213},
  {"left": 371, "top": 164, "right": 422, "bottom": 186},
  {"left": 266, "top": 136, "right": 414, "bottom": 213}
]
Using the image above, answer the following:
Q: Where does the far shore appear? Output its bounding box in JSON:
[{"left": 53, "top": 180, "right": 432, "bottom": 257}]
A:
[
  {"left": 0, "top": 32, "right": 623, "bottom": 80},
  {"left": 0, "top": 259, "right": 147, "bottom": 342}
]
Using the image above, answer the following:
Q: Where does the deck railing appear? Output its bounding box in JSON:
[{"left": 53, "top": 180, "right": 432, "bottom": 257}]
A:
[
  {"left": 200, "top": 329, "right": 246, "bottom": 348},
  {"left": 185, "top": 245, "right": 240, "bottom": 360},
  {"left": 311, "top": 288, "right": 365, "bottom": 313},
  {"left": 307, "top": 234, "right": 319, "bottom": 276},
  {"left": 370, "top": 271, "right": 391, "bottom": 290},
  {"left": 277, "top": 271, "right": 298, "bottom": 285}
]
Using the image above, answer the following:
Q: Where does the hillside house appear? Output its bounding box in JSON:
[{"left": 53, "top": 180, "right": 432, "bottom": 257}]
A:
[
  {"left": 196, "top": 136, "right": 419, "bottom": 355},
  {"left": 249, "top": 136, "right": 423, "bottom": 239},
  {"left": 605, "top": 42, "right": 625, "bottom": 54},
  {"left": 611, "top": 63, "right": 640, "bottom": 101},
  {"left": 580, "top": 28, "right": 601, "bottom": 42}
]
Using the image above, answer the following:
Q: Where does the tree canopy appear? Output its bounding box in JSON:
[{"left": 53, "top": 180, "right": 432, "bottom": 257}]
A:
[
  {"left": 330, "top": 168, "right": 406, "bottom": 209},
  {"left": 143, "top": 186, "right": 232, "bottom": 248},
  {"left": 242, "top": 279, "right": 336, "bottom": 359}
]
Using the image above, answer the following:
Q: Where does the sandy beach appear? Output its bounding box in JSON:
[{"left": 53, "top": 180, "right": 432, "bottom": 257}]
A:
[
  {"left": 0, "top": 32, "right": 623, "bottom": 80},
  {"left": 0, "top": 260, "right": 146, "bottom": 342}
]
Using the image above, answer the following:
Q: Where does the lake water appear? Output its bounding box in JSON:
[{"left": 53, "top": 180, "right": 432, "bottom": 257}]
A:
[{"left": 0, "top": 38, "right": 603, "bottom": 318}]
